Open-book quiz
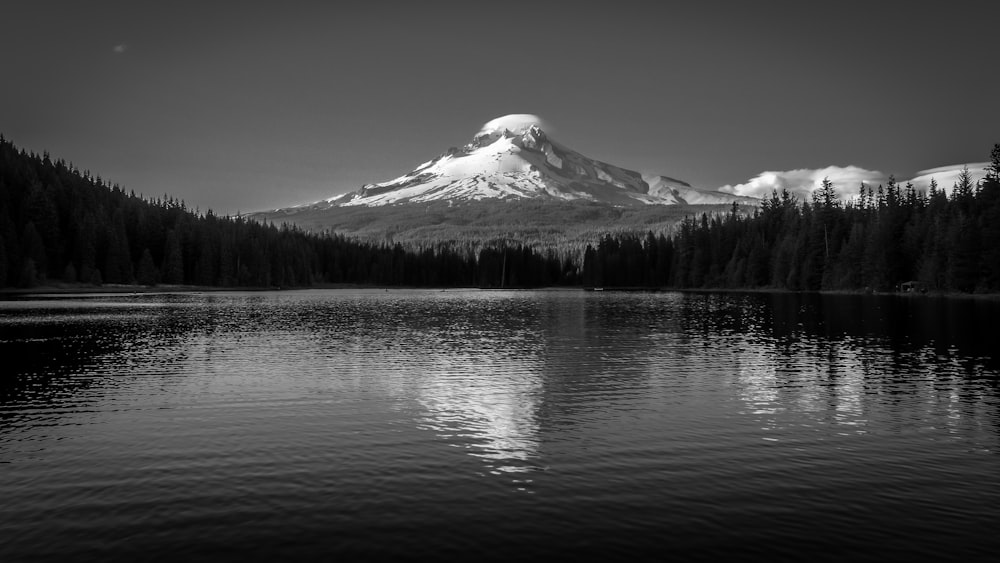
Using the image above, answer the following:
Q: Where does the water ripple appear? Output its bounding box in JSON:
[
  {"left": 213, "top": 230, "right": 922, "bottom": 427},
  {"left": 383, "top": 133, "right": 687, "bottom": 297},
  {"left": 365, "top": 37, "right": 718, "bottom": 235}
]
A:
[{"left": 1, "top": 290, "right": 998, "bottom": 560}]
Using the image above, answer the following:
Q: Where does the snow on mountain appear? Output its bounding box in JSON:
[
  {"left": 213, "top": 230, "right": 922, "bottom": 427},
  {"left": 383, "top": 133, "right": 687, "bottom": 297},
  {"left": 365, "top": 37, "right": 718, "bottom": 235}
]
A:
[
  {"left": 477, "top": 114, "right": 553, "bottom": 137},
  {"left": 321, "top": 114, "right": 751, "bottom": 208},
  {"left": 644, "top": 174, "right": 757, "bottom": 205}
]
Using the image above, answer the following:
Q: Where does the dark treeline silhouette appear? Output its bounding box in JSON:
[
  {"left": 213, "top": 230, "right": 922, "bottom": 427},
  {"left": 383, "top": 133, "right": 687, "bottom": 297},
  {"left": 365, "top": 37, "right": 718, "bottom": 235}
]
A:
[
  {"left": 4, "top": 134, "right": 998, "bottom": 293},
  {"left": 0, "top": 136, "right": 573, "bottom": 289},
  {"left": 583, "top": 145, "right": 1000, "bottom": 293}
]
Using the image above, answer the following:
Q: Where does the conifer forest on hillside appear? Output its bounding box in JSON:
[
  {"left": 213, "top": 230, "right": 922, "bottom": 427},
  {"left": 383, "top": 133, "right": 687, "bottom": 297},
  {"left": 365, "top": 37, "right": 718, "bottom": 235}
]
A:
[{"left": 2, "top": 135, "right": 998, "bottom": 293}]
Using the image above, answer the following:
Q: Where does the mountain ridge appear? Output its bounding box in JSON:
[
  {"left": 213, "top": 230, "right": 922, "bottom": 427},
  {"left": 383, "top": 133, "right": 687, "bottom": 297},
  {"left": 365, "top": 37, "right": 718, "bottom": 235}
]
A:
[{"left": 311, "top": 114, "right": 753, "bottom": 209}]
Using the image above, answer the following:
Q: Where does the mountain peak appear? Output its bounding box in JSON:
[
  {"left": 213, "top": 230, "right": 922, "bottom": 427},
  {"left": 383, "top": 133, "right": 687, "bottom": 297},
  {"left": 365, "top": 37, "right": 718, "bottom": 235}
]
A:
[
  {"left": 476, "top": 114, "right": 549, "bottom": 137},
  {"left": 317, "top": 115, "right": 754, "bottom": 208}
]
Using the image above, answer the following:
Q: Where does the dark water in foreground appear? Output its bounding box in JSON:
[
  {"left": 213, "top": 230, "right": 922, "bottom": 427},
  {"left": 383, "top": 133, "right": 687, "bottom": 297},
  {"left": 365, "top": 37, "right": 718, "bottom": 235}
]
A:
[{"left": 1, "top": 290, "right": 998, "bottom": 561}]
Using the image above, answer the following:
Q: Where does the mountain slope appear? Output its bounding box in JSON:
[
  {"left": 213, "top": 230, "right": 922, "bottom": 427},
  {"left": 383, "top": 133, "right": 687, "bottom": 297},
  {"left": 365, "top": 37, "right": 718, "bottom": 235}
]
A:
[
  {"left": 252, "top": 198, "right": 737, "bottom": 249},
  {"left": 0, "top": 135, "right": 452, "bottom": 289},
  {"left": 249, "top": 115, "right": 756, "bottom": 246},
  {"left": 314, "top": 114, "right": 752, "bottom": 208}
]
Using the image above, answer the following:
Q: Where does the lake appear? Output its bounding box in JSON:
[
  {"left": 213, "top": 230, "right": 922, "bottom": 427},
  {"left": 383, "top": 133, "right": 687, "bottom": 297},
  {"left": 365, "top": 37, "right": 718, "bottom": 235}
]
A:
[{"left": 1, "top": 289, "right": 998, "bottom": 561}]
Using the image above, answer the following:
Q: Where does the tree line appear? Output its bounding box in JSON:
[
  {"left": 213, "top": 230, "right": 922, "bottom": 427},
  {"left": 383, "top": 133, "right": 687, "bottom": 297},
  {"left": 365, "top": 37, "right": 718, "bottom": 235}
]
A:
[
  {"left": 583, "top": 145, "right": 1000, "bottom": 293},
  {"left": 0, "top": 135, "right": 573, "bottom": 289},
  {"left": 3, "top": 134, "right": 997, "bottom": 293}
]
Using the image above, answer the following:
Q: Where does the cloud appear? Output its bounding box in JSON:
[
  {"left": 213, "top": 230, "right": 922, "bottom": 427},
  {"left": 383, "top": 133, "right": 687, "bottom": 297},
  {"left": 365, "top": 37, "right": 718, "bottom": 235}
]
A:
[
  {"left": 718, "top": 162, "right": 991, "bottom": 200},
  {"left": 113, "top": 43, "right": 128, "bottom": 54},
  {"left": 905, "top": 163, "right": 988, "bottom": 194},
  {"left": 718, "top": 165, "right": 885, "bottom": 200}
]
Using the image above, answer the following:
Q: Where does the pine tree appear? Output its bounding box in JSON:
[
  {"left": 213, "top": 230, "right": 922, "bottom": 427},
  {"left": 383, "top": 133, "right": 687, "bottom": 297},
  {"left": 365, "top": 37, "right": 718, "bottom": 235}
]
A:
[
  {"left": 63, "top": 262, "right": 77, "bottom": 283},
  {"left": 19, "top": 259, "right": 39, "bottom": 288},
  {"left": 817, "top": 177, "right": 839, "bottom": 210},
  {"left": 20, "top": 222, "right": 47, "bottom": 282},
  {"left": 21, "top": 181, "right": 59, "bottom": 277},
  {"left": 952, "top": 166, "right": 975, "bottom": 212},
  {"left": 136, "top": 248, "right": 158, "bottom": 286},
  {"left": 978, "top": 144, "right": 1000, "bottom": 288},
  {"left": 946, "top": 216, "right": 980, "bottom": 292},
  {"left": 162, "top": 230, "right": 184, "bottom": 284},
  {"left": 102, "top": 212, "right": 133, "bottom": 284},
  {"left": 0, "top": 233, "right": 6, "bottom": 287}
]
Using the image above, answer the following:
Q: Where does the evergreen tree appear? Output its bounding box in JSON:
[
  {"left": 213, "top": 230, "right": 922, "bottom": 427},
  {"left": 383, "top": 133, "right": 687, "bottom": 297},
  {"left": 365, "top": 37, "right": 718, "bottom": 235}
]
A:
[
  {"left": 0, "top": 233, "right": 6, "bottom": 287},
  {"left": 136, "top": 248, "right": 158, "bottom": 286},
  {"left": 162, "top": 230, "right": 184, "bottom": 284},
  {"left": 816, "top": 177, "right": 838, "bottom": 210},
  {"left": 103, "top": 211, "right": 133, "bottom": 284},
  {"left": 978, "top": 144, "right": 1000, "bottom": 287},
  {"left": 63, "top": 262, "right": 77, "bottom": 283},
  {"left": 19, "top": 259, "right": 39, "bottom": 288},
  {"left": 20, "top": 222, "right": 46, "bottom": 282},
  {"left": 952, "top": 166, "right": 975, "bottom": 212},
  {"left": 21, "top": 181, "right": 59, "bottom": 277}
]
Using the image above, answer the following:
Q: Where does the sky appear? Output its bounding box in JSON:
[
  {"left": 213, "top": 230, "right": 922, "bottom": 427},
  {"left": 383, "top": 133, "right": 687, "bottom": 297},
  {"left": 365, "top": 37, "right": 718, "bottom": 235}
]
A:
[{"left": 1, "top": 0, "right": 998, "bottom": 215}]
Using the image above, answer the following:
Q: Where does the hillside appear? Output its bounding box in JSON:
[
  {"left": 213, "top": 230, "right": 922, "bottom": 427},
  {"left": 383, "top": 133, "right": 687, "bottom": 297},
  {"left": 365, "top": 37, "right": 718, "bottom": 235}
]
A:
[
  {"left": 257, "top": 198, "right": 738, "bottom": 248},
  {"left": 584, "top": 151, "right": 1000, "bottom": 293},
  {"left": 1, "top": 135, "right": 569, "bottom": 289},
  {"left": 250, "top": 114, "right": 754, "bottom": 242}
]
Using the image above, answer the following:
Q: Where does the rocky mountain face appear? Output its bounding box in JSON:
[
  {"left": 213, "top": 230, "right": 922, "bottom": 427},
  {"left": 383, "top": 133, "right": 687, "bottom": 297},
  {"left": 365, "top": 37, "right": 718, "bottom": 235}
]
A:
[
  {"left": 302, "top": 114, "right": 755, "bottom": 209},
  {"left": 249, "top": 115, "right": 756, "bottom": 245}
]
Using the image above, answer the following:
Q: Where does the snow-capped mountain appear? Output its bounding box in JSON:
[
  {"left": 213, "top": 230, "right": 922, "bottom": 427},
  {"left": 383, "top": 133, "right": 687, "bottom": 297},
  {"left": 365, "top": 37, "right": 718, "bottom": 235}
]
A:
[{"left": 317, "top": 114, "right": 752, "bottom": 208}]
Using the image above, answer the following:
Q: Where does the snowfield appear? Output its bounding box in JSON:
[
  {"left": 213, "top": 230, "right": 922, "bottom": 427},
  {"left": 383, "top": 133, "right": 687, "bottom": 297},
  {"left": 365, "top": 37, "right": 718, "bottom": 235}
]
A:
[{"left": 321, "top": 114, "right": 753, "bottom": 208}]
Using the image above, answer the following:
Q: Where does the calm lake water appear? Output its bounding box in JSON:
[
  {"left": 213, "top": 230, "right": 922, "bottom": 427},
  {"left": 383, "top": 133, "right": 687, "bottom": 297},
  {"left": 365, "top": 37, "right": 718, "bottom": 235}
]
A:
[{"left": 1, "top": 289, "right": 998, "bottom": 561}]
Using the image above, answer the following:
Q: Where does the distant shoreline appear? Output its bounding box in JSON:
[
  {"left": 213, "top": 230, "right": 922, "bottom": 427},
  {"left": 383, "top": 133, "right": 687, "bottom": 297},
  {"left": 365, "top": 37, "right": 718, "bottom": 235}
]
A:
[
  {"left": 0, "top": 284, "right": 275, "bottom": 296},
  {"left": 3, "top": 283, "right": 999, "bottom": 301},
  {"left": 672, "top": 287, "right": 1000, "bottom": 301}
]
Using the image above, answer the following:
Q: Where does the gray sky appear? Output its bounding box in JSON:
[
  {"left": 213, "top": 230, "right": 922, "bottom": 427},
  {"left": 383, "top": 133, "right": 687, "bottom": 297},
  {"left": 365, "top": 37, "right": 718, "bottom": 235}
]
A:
[{"left": 1, "top": 0, "right": 997, "bottom": 214}]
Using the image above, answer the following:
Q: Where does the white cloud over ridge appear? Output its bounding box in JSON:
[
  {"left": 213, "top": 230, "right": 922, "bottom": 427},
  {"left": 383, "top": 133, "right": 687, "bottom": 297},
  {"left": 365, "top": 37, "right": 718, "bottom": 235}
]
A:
[
  {"left": 718, "top": 166, "right": 885, "bottom": 200},
  {"left": 719, "top": 163, "right": 989, "bottom": 201},
  {"left": 906, "top": 163, "right": 988, "bottom": 194}
]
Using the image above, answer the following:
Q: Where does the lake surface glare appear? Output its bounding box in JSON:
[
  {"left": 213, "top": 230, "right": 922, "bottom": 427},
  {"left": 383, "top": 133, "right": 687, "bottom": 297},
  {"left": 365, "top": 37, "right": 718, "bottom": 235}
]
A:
[{"left": 1, "top": 290, "right": 998, "bottom": 561}]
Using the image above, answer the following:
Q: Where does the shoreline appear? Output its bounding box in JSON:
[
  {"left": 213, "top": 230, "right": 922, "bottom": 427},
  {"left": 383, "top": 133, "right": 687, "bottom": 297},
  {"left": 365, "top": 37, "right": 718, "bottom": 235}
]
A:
[
  {"left": 682, "top": 288, "right": 1000, "bottom": 301},
  {"left": 3, "top": 283, "right": 999, "bottom": 301},
  {"left": 0, "top": 284, "right": 278, "bottom": 296}
]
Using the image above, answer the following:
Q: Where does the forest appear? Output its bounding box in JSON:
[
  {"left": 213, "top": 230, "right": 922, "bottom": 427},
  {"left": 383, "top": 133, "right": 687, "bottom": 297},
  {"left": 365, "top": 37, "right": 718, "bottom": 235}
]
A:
[
  {"left": 584, "top": 145, "right": 1000, "bottom": 293},
  {"left": 1, "top": 134, "right": 998, "bottom": 293},
  {"left": 0, "top": 135, "right": 570, "bottom": 289}
]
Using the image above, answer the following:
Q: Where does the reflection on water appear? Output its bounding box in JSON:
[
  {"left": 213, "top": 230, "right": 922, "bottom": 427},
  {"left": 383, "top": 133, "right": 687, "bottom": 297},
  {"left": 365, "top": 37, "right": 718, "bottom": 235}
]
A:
[
  {"left": 370, "top": 294, "right": 550, "bottom": 481},
  {"left": 679, "top": 293, "right": 999, "bottom": 452},
  {"left": 416, "top": 350, "right": 542, "bottom": 477},
  {"left": 1, "top": 290, "right": 998, "bottom": 560}
]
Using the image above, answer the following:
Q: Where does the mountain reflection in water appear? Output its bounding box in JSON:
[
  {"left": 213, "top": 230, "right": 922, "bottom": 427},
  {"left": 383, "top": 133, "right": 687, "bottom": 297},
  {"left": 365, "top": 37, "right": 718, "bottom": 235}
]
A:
[{"left": 0, "top": 290, "right": 997, "bottom": 561}]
